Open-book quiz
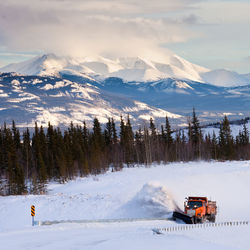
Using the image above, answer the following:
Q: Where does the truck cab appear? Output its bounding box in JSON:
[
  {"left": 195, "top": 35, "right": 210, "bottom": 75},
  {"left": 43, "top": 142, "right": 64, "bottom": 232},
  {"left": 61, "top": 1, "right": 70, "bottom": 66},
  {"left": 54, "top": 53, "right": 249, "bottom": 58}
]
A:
[{"left": 184, "top": 197, "right": 208, "bottom": 223}]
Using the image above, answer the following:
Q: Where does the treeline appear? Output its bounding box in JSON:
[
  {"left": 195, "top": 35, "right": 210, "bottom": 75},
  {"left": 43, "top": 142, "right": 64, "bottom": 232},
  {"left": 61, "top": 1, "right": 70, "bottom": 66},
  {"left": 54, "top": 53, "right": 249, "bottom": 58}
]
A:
[{"left": 0, "top": 109, "right": 250, "bottom": 195}]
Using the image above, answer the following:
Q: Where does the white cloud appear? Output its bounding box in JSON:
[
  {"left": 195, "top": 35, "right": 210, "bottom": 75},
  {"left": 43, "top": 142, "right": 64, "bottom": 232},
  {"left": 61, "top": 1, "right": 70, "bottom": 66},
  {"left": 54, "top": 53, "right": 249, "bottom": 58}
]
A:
[
  {"left": 194, "top": 1, "right": 250, "bottom": 24},
  {"left": 0, "top": 0, "right": 201, "bottom": 59},
  {"left": 1, "top": 0, "right": 249, "bottom": 73}
]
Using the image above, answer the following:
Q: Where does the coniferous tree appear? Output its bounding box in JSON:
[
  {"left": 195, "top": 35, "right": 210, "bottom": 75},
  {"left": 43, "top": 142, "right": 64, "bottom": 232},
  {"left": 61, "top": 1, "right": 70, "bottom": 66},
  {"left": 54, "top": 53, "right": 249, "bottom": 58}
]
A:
[
  {"left": 175, "top": 129, "right": 181, "bottom": 161},
  {"left": 242, "top": 122, "right": 249, "bottom": 145},
  {"left": 81, "top": 121, "right": 89, "bottom": 175},
  {"left": 46, "top": 122, "right": 55, "bottom": 178},
  {"left": 2, "top": 123, "right": 11, "bottom": 173},
  {"left": 120, "top": 116, "right": 125, "bottom": 148},
  {"left": 211, "top": 131, "right": 218, "bottom": 160},
  {"left": 219, "top": 116, "right": 234, "bottom": 159},
  {"left": 135, "top": 127, "right": 144, "bottom": 163},
  {"left": 22, "top": 128, "right": 32, "bottom": 181},
  {"left": 55, "top": 128, "right": 67, "bottom": 181},
  {"left": 165, "top": 116, "right": 174, "bottom": 161},
  {"left": 111, "top": 118, "right": 118, "bottom": 144},
  {"left": 235, "top": 121, "right": 250, "bottom": 160},
  {"left": 110, "top": 118, "right": 120, "bottom": 170},
  {"left": 104, "top": 118, "right": 112, "bottom": 146},
  {"left": 161, "top": 125, "right": 166, "bottom": 143},
  {"left": 12, "top": 121, "right": 21, "bottom": 150},
  {"left": 124, "top": 115, "right": 135, "bottom": 165},
  {"left": 191, "top": 108, "right": 202, "bottom": 159},
  {"left": 63, "top": 130, "right": 74, "bottom": 178},
  {"left": 120, "top": 115, "right": 134, "bottom": 165},
  {"left": 187, "top": 118, "right": 192, "bottom": 144},
  {"left": 143, "top": 126, "right": 151, "bottom": 165},
  {"left": 165, "top": 116, "right": 173, "bottom": 147},
  {"left": 149, "top": 118, "right": 158, "bottom": 162},
  {"left": 104, "top": 118, "right": 113, "bottom": 168},
  {"left": 32, "top": 123, "right": 47, "bottom": 192},
  {"left": 90, "top": 118, "right": 104, "bottom": 173}
]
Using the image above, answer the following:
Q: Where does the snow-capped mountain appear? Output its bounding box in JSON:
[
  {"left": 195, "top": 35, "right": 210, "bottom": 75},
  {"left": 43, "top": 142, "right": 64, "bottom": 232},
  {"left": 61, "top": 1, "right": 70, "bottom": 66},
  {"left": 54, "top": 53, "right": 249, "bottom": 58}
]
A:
[
  {"left": 2, "top": 53, "right": 249, "bottom": 87},
  {"left": 201, "top": 69, "right": 250, "bottom": 87},
  {"left": 0, "top": 72, "right": 183, "bottom": 127},
  {"left": 1, "top": 71, "right": 250, "bottom": 128},
  {"left": 0, "top": 53, "right": 209, "bottom": 83},
  {"left": 0, "top": 54, "right": 97, "bottom": 82},
  {"left": 1, "top": 53, "right": 250, "bottom": 128}
]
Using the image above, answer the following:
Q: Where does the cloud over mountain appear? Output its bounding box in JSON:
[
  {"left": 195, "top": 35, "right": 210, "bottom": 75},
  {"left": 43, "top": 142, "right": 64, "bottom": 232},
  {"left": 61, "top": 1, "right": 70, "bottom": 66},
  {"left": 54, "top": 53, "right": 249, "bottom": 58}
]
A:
[{"left": 0, "top": 0, "right": 201, "bottom": 60}]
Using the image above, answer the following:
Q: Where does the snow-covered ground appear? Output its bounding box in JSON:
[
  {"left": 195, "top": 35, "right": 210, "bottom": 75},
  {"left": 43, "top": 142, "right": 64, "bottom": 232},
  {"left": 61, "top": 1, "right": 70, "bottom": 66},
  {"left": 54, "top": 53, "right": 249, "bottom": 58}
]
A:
[{"left": 1, "top": 161, "right": 250, "bottom": 249}]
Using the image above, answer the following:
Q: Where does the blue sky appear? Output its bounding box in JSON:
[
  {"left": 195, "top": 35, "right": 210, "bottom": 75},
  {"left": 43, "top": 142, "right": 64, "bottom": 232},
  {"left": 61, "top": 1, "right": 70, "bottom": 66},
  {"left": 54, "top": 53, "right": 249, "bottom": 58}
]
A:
[{"left": 0, "top": 0, "right": 249, "bottom": 73}]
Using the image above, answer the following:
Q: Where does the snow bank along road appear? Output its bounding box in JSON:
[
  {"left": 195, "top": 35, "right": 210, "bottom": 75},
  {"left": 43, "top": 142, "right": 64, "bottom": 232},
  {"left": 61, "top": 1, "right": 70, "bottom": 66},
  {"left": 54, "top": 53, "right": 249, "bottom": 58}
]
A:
[{"left": 0, "top": 161, "right": 250, "bottom": 250}]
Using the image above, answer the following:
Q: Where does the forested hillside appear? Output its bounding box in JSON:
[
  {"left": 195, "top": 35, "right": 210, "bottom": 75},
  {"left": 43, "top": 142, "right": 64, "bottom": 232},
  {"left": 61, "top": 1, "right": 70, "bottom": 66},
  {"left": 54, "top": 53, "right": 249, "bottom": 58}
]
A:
[{"left": 0, "top": 110, "right": 249, "bottom": 195}]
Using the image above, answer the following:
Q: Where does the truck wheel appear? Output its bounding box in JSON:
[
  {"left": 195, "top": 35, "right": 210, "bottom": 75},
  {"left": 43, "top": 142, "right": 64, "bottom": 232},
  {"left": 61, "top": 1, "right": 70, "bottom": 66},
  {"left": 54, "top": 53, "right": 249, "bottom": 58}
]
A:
[
  {"left": 193, "top": 217, "right": 197, "bottom": 224},
  {"left": 210, "top": 215, "right": 216, "bottom": 223},
  {"left": 208, "top": 215, "right": 215, "bottom": 223},
  {"left": 201, "top": 216, "right": 205, "bottom": 223}
]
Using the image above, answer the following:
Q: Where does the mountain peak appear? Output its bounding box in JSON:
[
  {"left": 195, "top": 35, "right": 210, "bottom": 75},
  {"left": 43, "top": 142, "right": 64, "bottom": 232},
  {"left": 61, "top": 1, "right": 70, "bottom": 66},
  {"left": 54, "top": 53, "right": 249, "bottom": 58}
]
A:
[
  {"left": 0, "top": 52, "right": 211, "bottom": 82},
  {"left": 1, "top": 52, "right": 248, "bottom": 86}
]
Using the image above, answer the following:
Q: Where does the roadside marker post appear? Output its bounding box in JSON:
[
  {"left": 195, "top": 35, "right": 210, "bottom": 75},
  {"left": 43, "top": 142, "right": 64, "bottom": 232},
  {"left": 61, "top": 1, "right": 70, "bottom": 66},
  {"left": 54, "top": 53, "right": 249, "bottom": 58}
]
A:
[{"left": 31, "top": 205, "right": 35, "bottom": 226}]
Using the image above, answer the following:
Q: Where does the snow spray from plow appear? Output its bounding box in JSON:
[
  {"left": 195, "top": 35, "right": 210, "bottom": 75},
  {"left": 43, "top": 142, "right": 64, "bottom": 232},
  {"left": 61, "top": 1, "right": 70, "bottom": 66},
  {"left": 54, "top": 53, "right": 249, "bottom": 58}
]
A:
[
  {"left": 37, "top": 182, "right": 176, "bottom": 226},
  {"left": 115, "top": 182, "right": 178, "bottom": 219}
]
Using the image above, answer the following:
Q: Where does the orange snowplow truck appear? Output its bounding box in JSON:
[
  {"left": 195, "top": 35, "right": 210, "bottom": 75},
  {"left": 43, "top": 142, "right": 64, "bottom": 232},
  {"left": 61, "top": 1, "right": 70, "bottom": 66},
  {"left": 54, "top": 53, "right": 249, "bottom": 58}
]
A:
[
  {"left": 184, "top": 197, "right": 217, "bottom": 223},
  {"left": 173, "top": 196, "right": 217, "bottom": 224}
]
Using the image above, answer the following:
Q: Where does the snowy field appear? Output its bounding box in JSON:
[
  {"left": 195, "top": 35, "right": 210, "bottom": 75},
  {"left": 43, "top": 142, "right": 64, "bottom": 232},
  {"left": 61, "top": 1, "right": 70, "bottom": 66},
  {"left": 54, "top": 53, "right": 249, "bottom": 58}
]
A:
[{"left": 1, "top": 161, "right": 250, "bottom": 250}]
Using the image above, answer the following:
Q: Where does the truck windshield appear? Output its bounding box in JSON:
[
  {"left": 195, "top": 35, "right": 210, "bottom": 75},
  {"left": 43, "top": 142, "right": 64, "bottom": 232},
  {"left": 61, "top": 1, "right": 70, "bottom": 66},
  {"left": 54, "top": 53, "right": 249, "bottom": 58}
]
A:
[{"left": 188, "top": 201, "right": 202, "bottom": 209}]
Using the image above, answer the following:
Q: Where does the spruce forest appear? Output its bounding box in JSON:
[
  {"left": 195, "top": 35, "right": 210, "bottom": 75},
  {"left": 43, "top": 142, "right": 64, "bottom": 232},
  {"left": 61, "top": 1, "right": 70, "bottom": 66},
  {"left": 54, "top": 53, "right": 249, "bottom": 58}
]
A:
[{"left": 0, "top": 110, "right": 249, "bottom": 195}]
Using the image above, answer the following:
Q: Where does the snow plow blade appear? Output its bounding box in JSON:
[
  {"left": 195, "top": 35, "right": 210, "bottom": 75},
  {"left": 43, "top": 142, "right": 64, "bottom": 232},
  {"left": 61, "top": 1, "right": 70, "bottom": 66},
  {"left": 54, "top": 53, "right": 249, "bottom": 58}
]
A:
[{"left": 172, "top": 211, "right": 195, "bottom": 224}]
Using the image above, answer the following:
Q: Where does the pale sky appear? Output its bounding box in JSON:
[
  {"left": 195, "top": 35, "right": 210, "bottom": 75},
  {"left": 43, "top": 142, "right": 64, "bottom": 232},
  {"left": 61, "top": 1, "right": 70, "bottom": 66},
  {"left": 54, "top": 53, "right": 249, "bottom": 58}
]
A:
[{"left": 0, "top": 0, "right": 249, "bottom": 73}]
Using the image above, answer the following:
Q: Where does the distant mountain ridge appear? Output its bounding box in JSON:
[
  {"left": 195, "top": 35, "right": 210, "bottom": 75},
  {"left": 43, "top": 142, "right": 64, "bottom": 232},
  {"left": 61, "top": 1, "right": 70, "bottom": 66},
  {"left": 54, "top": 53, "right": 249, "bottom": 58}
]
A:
[
  {"left": 1, "top": 53, "right": 250, "bottom": 127},
  {"left": 0, "top": 72, "right": 183, "bottom": 127},
  {"left": 201, "top": 69, "right": 250, "bottom": 87},
  {"left": 1, "top": 53, "right": 249, "bottom": 86},
  {"left": 0, "top": 53, "right": 209, "bottom": 83},
  {"left": 1, "top": 71, "right": 250, "bottom": 128}
]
